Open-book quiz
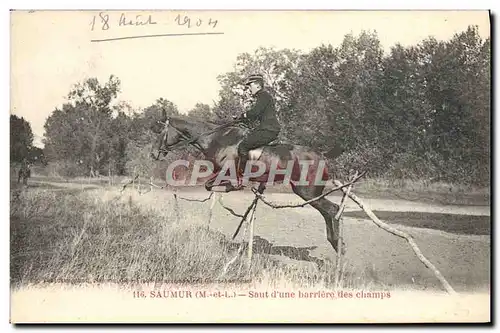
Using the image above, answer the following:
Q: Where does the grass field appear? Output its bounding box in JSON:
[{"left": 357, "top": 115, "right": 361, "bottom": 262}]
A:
[
  {"left": 10, "top": 181, "right": 345, "bottom": 290},
  {"left": 10, "top": 174, "right": 491, "bottom": 294}
]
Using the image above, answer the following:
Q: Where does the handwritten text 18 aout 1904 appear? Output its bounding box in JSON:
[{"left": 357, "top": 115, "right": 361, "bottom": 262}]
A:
[{"left": 90, "top": 12, "right": 219, "bottom": 31}]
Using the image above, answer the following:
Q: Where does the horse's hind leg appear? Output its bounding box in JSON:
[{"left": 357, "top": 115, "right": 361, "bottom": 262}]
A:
[{"left": 292, "top": 184, "right": 344, "bottom": 254}]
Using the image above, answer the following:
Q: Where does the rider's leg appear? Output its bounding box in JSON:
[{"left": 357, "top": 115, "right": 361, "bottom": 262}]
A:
[{"left": 237, "top": 129, "right": 279, "bottom": 177}]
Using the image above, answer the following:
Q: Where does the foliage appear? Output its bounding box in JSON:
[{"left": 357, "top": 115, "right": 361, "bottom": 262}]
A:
[
  {"left": 188, "top": 103, "right": 214, "bottom": 121},
  {"left": 43, "top": 76, "right": 122, "bottom": 175},
  {"left": 214, "top": 27, "right": 490, "bottom": 185},
  {"left": 10, "top": 115, "right": 34, "bottom": 163},
  {"left": 36, "top": 26, "right": 490, "bottom": 186}
]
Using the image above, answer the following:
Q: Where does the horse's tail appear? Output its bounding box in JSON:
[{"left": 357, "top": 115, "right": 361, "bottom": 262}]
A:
[
  {"left": 322, "top": 143, "right": 344, "bottom": 160},
  {"left": 317, "top": 144, "right": 344, "bottom": 182}
]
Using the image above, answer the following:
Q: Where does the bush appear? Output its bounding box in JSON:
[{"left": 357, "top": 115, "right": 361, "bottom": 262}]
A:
[
  {"left": 43, "top": 161, "right": 87, "bottom": 178},
  {"left": 329, "top": 142, "right": 390, "bottom": 180}
]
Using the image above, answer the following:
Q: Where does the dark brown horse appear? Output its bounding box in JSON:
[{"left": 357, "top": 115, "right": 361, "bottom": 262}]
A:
[{"left": 150, "top": 111, "right": 345, "bottom": 253}]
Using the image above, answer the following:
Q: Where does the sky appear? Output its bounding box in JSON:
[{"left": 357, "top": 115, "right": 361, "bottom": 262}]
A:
[{"left": 10, "top": 10, "right": 490, "bottom": 147}]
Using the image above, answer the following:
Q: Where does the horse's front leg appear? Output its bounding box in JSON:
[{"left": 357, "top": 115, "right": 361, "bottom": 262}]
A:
[{"left": 204, "top": 172, "right": 233, "bottom": 192}]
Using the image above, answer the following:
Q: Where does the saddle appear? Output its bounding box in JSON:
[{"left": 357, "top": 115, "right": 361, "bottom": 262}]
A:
[
  {"left": 215, "top": 138, "right": 281, "bottom": 167},
  {"left": 245, "top": 138, "right": 281, "bottom": 160},
  {"left": 208, "top": 138, "right": 289, "bottom": 192}
]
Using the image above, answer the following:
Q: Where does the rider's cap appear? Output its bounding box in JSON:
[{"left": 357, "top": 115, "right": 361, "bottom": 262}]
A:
[{"left": 244, "top": 74, "right": 264, "bottom": 86}]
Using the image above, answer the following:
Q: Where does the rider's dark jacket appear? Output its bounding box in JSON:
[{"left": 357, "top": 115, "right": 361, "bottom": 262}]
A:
[{"left": 244, "top": 89, "right": 280, "bottom": 132}]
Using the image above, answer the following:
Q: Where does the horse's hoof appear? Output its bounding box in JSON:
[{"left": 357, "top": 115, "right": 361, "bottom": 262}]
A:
[
  {"left": 340, "top": 241, "right": 347, "bottom": 255},
  {"left": 334, "top": 242, "right": 347, "bottom": 256},
  {"left": 225, "top": 184, "right": 245, "bottom": 192},
  {"left": 210, "top": 186, "right": 230, "bottom": 193}
]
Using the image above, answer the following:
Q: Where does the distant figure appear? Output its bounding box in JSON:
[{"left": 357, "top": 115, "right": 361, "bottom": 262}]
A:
[{"left": 18, "top": 159, "right": 31, "bottom": 185}]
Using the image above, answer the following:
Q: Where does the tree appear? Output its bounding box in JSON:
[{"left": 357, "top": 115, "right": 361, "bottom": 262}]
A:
[
  {"left": 280, "top": 32, "right": 387, "bottom": 171},
  {"left": 187, "top": 103, "right": 214, "bottom": 121},
  {"left": 67, "top": 75, "right": 121, "bottom": 113},
  {"left": 212, "top": 89, "right": 245, "bottom": 122},
  {"left": 43, "top": 76, "right": 121, "bottom": 175},
  {"left": 10, "top": 115, "right": 34, "bottom": 163},
  {"left": 208, "top": 27, "right": 490, "bottom": 185},
  {"left": 129, "top": 98, "right": 180, "bottom": 146},
  {"left": 29, "top": 146, "right": 46, "bottom": 166},
  {"left": 417, "top": 26, "right": 490, "bottom": 183},
  {"left": 125, "top": 98, "right": 186, "bottom": 178},
  {"left": 214, "top": 47, "right": 302, "bottom": 124},
  {"left": 278, "top": 45, "right": 338, "bottom": 150},
  {"left": 108, "top": 111, "right": 131, "bottom": 175}
]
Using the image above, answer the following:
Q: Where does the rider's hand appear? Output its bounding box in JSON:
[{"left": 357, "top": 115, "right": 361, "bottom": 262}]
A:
[{"left": 233, "top": 114, "right": 246, "bottom": 120}]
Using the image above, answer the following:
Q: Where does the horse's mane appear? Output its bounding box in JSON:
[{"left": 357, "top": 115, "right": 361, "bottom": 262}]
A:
[
  {"left": 169, "top": 115, "right": 248, "bottom": 146},
  {"left": 170, "top": 115, "right": 246, "bottom": 132},
  {"left": 169, "top": 115, "right": 217, "bottom": 132},
  {"left": 210, "top": 125, "right": 248, "bottom": 146}
]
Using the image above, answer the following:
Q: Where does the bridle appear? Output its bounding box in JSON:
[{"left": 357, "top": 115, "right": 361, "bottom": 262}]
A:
[
  {"left": 155, "top": 118, "right": 200, "bottom": 157},
  {"left": 155, "top": 116, "right": 245, "bottom": 158}
]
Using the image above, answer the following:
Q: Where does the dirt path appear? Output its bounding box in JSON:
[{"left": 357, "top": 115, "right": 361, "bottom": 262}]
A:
[
  {"left": 127, "top": 187, "right": 490, "bottom": 292},
  {"left": 231, "top": 192, "right": 490, "bottom": 216},
  {"left": 28, "top": 179, "right": 490, "bottom": 216}
]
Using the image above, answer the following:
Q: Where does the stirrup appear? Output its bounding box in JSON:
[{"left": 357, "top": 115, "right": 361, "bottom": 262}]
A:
[
  {"left": 236, "top": 157, "right": 246, "bottom": 178},
  {"left": 225, "top": 182, "right": 245, "bottom": 192}
]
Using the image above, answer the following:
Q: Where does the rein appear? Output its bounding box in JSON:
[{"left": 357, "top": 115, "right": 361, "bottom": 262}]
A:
[{"left": 157, "top": 117, "right": 245, "bottom": 154}]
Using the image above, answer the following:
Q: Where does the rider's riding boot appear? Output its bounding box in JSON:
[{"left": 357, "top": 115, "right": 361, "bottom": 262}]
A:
[
  {"left": 238, "top": 156, "right": 248, "bottom": 188},
  {"left": 238, "top": 155, "right": 248, "bottom": 178},
  {"left": 226, "top": 155, "right": 247, "bottom": 191}
]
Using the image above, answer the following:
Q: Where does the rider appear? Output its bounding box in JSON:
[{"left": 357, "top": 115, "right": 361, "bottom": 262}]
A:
[{"left": 237, "top": 74, "right": 281, "bottom": 179}]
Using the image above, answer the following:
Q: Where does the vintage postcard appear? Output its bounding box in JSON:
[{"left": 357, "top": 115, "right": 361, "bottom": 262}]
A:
[{"left": 10, "top": 10, "right": 491, "bottom": 323}]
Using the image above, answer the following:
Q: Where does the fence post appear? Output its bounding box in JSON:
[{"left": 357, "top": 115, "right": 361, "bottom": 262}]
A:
[
  {"left": 207, "top": 192, "right": 217, "bottom": 229},
  {"left": 247, "top": 201, "right": 258, "bottom": 272},
  {"left": 133, "top": 166, "right": 136, "bottom": 190},
  {"left": 173, "top": 187, "right": 180, "bottom": 223},
  {"left": 333, "top": 172, "right": 357, "bottom": 287}
]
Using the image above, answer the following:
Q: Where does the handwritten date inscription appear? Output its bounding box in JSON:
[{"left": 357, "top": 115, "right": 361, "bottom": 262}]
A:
[{"left": 90, "top": 12, "right": 219, "bottom": 31}]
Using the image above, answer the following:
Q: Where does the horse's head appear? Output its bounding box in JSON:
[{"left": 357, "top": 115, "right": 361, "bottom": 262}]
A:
[
  {"left": 149, "top": 111, "right": 246, "bottom": 162},
  {"left": 150, "top": 109, "right": 187, "bottom": 161}
]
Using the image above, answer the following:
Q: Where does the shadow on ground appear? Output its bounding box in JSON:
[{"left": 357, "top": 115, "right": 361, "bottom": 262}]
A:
[
  {"left": 343, "top": 210, "right": 490, "bottom": 235},
  {"left": 217, "top": 232, "right": 326, "bottom": 269}
]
